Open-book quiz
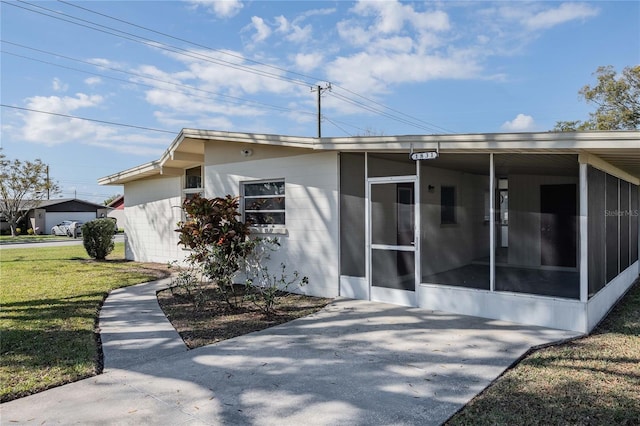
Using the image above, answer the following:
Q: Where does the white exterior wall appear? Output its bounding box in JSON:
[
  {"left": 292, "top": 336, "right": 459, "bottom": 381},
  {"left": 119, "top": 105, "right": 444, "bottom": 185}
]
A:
[
  {"left": 107, "top": 209, "right": 125, "bottom": 230},
  {"left": 204, "top": 143, "right": 340, "bottom": 298},
  {"left": 123, "top": 176, "right": 185, "bottom": 263}
]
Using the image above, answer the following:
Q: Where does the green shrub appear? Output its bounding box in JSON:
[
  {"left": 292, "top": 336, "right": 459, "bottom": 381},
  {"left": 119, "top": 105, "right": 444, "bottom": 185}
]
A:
[
  {"left": 81, "top": 219, "right": 116, "bottom": 260},
  {"left": 176, "top": 194, "right": 253, "bottom": 309},
  {"left": 27, "top": 228, "right": 34, "bottom": 235},
  {"left": 15, "top": 228, "right": 21, "bottom": 235}
]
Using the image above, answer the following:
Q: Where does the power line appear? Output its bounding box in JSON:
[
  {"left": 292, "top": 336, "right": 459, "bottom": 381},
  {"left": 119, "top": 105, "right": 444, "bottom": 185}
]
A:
[
  {"left": 331, "top": 84, "right": 455, "bottom": 134},
  {"left": 56, "top": 0, "right": 453, "bottom": 133},
  {"left": 57, "top": 0, "right": 322, "bottom": 86},
  {"left": 5, "top": 0, "right": 454, "bottom": 134},
  {"left": 7, "top": 0, "right": 313, "bottom": 88},
  {"left": 1, "top": 104, "right": 178, "bottom": 134},
  {"left": 1, "top": 43, "right": 315, "bottom": 117}
]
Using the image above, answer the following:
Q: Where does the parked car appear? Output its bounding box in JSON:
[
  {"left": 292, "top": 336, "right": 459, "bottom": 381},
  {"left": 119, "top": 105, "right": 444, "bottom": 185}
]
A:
[
  {"left": 68, "top": 221, "right": 83, "bottom": 238},
  {"left": 51, "top": 220, "right": 74, "bottom": 236}
]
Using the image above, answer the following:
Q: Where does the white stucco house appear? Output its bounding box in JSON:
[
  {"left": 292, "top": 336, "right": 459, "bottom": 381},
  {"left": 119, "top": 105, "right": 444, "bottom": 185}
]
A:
[{"left": 99, "top": 129, "right": 639, "bottom": 333}]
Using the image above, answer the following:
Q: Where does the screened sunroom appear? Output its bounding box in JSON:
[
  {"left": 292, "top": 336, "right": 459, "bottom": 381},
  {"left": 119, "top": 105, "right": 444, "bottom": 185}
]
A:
[{"left": 338, "top": 147, "right": 639, "bottom": 333}]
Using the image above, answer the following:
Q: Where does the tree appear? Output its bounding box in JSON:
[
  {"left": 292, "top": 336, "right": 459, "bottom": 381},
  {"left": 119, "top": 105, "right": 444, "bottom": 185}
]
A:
[
  {"left": 103, "top": 194, "right": 121, "bottom": 206},
  {"left": 554, "top": 65, "right": 640, "bottom": 131},
  {"left": 0, "top": 150, "right": 59, "bottom": 236}
]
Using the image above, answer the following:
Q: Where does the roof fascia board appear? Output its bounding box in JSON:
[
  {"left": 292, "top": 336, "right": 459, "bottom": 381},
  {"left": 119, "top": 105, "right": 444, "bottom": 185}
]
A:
[
  {"left": 578, "top": 153, "right": 640, "bottom": 185},
  {"left": 170, "top": 151, "right": 204, "bottom": 162},
  {"left": 98, "top": 161, "right": 161, "bottom": 185},
  {"left": 180, "top": 128, "right": 317, "bottom": 149},
  {"left": 316, "top": 131, "right": 639, "bottom": 151},
  {"left": 160, "top": 166, "right": 185, "bottom": 176}
]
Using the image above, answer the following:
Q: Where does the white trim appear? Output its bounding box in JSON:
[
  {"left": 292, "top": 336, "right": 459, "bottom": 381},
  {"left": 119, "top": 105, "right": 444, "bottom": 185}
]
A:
[
  {"left": 578, "top": 153, "right": 639, "bottom": 185},
  {"left": 364, "top": 152, "right": 371, "bottom": 301},
  {"left": 371, "top": 287, "right": 416, "bottom": 307},
  {"left": 579, "top": 163, "right": 589, "bottom": 303},
  {"left": 489, "top": 153, "right": 495, "bottom": 292},
  {"left": 240, "top": 178, "right": 286, "bottom": 227},
  {"left": 340, "top": 275, "right": 368, "bottom": 300},
  {"left": 415, "top": 159, "right": 422, "bottom": 308},
  {"left": 587, "top": 260, "right": 639, "bottom": 331},
  {"left": 418, "top": 283, "right": 588, "bottom": 332},
  {"left": 368, "top": 175, "right": 417, "bottom": 183},
  {"left": 368, "top": 175, "right": 418, "bottom": 307}
]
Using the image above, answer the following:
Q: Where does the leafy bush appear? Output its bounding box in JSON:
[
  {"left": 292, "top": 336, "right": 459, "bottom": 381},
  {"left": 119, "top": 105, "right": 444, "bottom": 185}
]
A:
[
  {"left": 26, "top": 228, "right": 34, "bottom": 235},
  {"left": 167, "top": 261, "right": 209, "bottom": 308},
  {"left": 81, "top": 218, "right": 116, "bottom": 260},
  {"left": 176, "top": 194, "right": 254, "bottom": 309},
  {"left": 15, "top": 228, "right": 21, "bottom": 235},
  {"left": 246, "top": 262, "right": 309, "bottom": 316},
  {"left": 175, "top": 194, "right": 309, "bottom": 315}
]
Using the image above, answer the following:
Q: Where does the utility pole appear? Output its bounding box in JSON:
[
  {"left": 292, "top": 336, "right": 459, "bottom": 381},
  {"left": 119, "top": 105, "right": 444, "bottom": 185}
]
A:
[
  {"left": 311, "top": 83, "right": 331, "bottom": 138},
  {"left": 46, "top": 165, "right": 50, "bottom": 200}
]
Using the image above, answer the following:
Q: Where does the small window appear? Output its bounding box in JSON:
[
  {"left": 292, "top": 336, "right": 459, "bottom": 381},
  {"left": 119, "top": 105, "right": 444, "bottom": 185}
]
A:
[
  {"left": 441, "top": 185, "right": 456, "bottom": 225},
  {"left": 242, "top": 180, "right": 285, "bottom": 226},
  {"left": 185, "top": 166, "right": 202, "bottom": 189}
]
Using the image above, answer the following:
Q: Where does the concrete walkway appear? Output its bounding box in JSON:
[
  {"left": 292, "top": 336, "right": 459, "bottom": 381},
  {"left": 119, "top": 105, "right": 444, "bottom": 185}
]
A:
[{"left": 1, "top": 280, "right": 580, "bottom": 425}]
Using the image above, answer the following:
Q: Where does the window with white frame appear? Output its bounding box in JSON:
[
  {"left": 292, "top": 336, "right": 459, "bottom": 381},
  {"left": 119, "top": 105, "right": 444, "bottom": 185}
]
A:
[
  {"left": 185, "top": 166, "right": 202, "bottom": 190},
  {"left": 242, "top": 180, "right": 285, "bottom": 226},
  {"left": 182, "top": 166, "right": 203, "bottom": 214}
]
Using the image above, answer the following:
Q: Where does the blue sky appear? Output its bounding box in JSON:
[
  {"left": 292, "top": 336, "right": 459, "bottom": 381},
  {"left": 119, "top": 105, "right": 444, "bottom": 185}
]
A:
[{"left": 1, "top": 0, "right": 638, "bottom": 203}]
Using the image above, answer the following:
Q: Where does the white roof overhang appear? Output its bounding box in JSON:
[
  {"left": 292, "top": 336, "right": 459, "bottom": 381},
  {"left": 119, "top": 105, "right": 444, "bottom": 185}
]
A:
[{"left": 99, "top": 130, "right": 639, "bottom": 185}]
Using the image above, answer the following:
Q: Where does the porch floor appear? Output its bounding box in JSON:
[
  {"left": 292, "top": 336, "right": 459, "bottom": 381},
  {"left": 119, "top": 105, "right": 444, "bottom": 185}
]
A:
[{"left": 422, "top": 264, "right": 580, "bottom": 299}]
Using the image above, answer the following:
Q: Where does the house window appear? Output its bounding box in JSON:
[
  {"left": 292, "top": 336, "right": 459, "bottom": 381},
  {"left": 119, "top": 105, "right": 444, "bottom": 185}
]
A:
[
  {"left": 182, "top": 167, "right": 203, "bottom": 220},
  {"left": 242, "top": 180, "right": 285, "bottom": 226},
  {"left": 441, "top": 185, "right": 456, "bottom": 225},
  {"left": 185, "top": 166, "right": 202, "bottom": 189}
]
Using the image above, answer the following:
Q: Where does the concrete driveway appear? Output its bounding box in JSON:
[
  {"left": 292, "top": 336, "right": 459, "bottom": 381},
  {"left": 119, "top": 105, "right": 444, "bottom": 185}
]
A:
[{"left": 0, "top": 284, "right": 579, "bottom": 426}]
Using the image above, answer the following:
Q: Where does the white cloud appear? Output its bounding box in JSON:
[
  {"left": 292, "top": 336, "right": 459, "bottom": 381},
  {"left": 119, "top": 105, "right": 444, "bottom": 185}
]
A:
[
  {"left": 19, "top": 93, "right": 113, "bottom": 146},
  {"left": 265, "top": 15, "right": 312, "bottom": 44},
  {"left": 351, "top": 0, "right": 450, "bottom": 34},
  {"left": 52, "top": 78, "right": 68, "bottom": 92},
  {"left": 326, "top": 49, "right": 482, "bottom": 95},
  {"left": 524, "top": 3, "right": 599, "bottom": 30},
  {"left": 501, "top": 114, "right": 536, "bottom": 132},
  {"left": 189, "top": 0, "right": 243, "bottom": 18},
  {"left": 285, "top": 23, "right": 312, "bottom": 43},
  {"left": 84, "top": 77, "right": 102, "bottom": 86},
  {"left": 250, "top": 16, "right": 272, "bottom": 42},
  {"left": 294, "top": 53, "right": 323, "bottom": 72}
]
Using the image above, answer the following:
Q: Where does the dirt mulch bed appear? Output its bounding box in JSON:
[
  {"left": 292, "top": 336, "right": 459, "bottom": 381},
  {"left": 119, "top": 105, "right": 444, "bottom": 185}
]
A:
[{"left": 157, "top": 283, "right": 332, "bottom": 349}]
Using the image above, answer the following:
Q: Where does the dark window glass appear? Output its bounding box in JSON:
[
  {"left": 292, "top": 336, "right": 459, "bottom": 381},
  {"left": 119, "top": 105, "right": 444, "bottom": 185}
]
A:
[
  {"left": 245, "top": 212, "right": 285, "bottom": 226},
  {"left": 185, "top": 166, "right": 202, "bottom": 189},
  {"left": 605, "top": 174, "right": 619, "bottom": 282},
  {"left": 244, "top": 197, "right": 285, "bottom": 211},
  {"left": 243, "top": 180, "right": 285, "bottom": 226},
  {"left": 441, "top": 186, "right": 456, "bottom": 224},
  {"left": 243, "top": 181, "right": 285, "bottom": 197},
  {"left": 340, "top": 153, "right": 366, "bottom": 277}
]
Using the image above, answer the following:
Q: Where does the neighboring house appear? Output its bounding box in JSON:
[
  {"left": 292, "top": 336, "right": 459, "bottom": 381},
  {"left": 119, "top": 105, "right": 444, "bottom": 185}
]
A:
[
  {"left": 106, "top": 195, "right": 124, "bottom": 229},
  {"left": 24, "top": 198, "right": 110, "bottom": 234},
  {"left": 99, "top": 129, "right": 640, "bottom": 333}
]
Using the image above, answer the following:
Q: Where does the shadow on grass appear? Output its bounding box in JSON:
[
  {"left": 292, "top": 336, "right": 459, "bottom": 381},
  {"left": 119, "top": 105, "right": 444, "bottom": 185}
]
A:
[
  {"left": 0, "top": 292, "right": 106, "bottom": 322},
  {"left": 448, "top": 373, "right": 640, "bottom": 425}
]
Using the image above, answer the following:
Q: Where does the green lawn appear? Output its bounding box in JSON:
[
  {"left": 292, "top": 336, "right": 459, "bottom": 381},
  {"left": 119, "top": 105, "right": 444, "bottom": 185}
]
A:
[
  {"left": 0, "top": 234, "right": 69, "bottom": 244},
  {"left": 447, "top": 279, "right": 640, "bottom": 425},
  {"left": 0, "top": 243, "right": 169, "bottom": 402}
]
